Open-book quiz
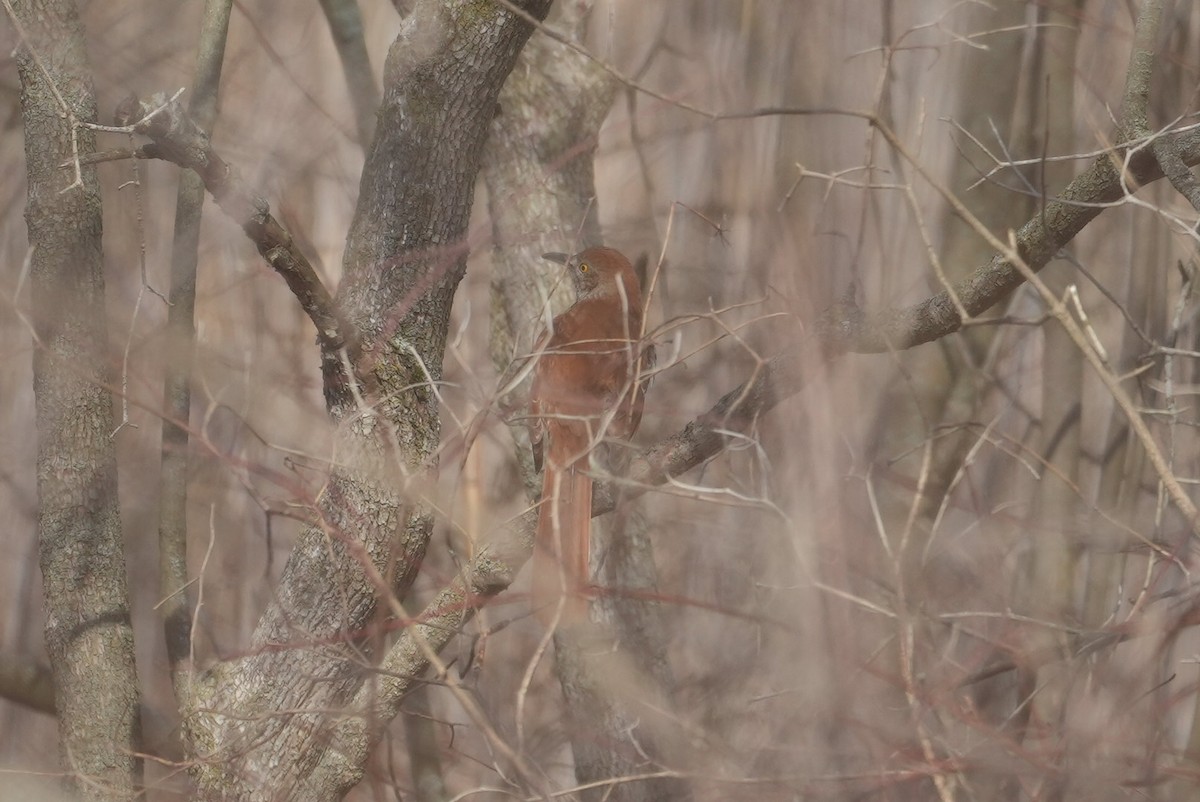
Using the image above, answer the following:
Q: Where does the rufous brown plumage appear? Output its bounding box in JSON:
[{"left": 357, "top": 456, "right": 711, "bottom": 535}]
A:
[{"left": 529, "top": 246, "right": 650, "bottom": 624}]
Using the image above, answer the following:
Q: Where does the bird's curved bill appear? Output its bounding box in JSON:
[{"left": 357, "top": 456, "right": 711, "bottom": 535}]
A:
[{"left": 541, "top": 252, "right": 570, "bottom": 265}]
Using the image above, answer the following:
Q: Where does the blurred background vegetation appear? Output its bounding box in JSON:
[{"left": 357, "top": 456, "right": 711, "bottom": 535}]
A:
[{"left": 3, "top": 1, "right": 1200, "bottom": 799}]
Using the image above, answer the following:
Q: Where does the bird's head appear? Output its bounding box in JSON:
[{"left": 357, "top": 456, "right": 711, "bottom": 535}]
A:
[{"left": 542, "top": 246, "right": 640, "bottom": 304}]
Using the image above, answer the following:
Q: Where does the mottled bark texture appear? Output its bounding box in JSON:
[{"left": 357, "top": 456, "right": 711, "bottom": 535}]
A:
[
  {"left": 12, "top": 0, "right": 143, "bottom": 798},
  {"left": 186, "top": 2, "right": 550, "bottom": 800}
]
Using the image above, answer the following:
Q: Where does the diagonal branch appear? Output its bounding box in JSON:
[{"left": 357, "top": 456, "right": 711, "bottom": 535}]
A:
[
  {"left": 112, "top": 92, "right": 368, "bottom": 401},
  {"left": 595, "top": 125, "right": 1200, "bottom": 515}
]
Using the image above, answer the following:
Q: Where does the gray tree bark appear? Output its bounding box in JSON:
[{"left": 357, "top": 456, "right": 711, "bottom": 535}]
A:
[
  {"left": 12, "top": 0, "right": 143, "bottom": 798},
  {"left": 184, "top": 2, "right": 551, "bottom": 799}
]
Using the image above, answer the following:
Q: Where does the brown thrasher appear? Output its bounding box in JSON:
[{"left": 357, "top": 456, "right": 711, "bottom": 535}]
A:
[{"left": 529, "top": 246, "right": 650, "bottom": 624}]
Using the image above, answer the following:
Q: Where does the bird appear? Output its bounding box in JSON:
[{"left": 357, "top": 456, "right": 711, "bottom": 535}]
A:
[{"left": 529, "top": 246, "right": 651, "bottom": 625}]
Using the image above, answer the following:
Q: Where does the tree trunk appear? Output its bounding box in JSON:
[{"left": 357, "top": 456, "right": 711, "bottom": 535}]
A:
[
  {"left": 187, "top": 2, "right": 551, "bottom": 799},
  {"left": 13, "top": 0, "right": 143, "bottom": 798}
]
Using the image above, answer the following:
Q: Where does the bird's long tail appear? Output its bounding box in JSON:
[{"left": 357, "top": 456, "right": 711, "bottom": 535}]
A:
[{"left": 533, "top": 464, "right": 592, "bottom": 625}]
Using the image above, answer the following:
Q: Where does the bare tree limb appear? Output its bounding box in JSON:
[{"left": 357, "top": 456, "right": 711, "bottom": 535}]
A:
[
  {"left": 9, "top": 0, "right": 144, "bottom": 795},
  {"left": 609, "top": 120, "right": 1200, "bottom": 533},
  {"left": 512, "top": 124, "right": 1200, "bottom": 591},
  {"left": 113, "top": 91, "right": 367, "bottom": 404},
  {"left": 158, "top": 0, "right": 231, "bottom": 715}
]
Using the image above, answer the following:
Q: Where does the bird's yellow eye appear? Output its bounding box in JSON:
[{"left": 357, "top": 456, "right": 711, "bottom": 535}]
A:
[{"left": 578, "top": 262, "right": 590, "bottom": 272}]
